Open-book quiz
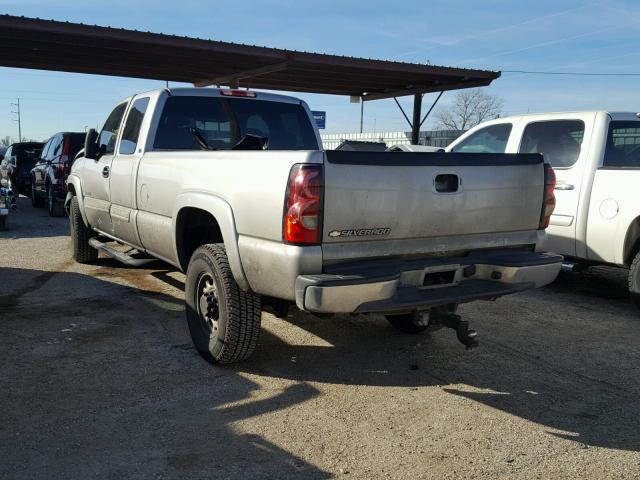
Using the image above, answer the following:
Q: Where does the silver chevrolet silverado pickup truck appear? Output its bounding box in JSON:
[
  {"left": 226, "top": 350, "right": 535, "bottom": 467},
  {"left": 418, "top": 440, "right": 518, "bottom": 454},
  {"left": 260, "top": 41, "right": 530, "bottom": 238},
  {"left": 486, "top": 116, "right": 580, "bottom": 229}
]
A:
[{"left": 67, "top": 87, "right": 562, "bottom": 364}]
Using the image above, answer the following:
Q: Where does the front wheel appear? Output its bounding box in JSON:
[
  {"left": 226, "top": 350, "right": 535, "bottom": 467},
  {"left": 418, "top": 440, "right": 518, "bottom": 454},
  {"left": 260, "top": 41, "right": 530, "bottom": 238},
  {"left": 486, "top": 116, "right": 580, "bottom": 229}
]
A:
[
  {"left": 47, "top": 184, "right": 65, "bottom": 217},
  {"left": 628, "top": 251, "right": 640, "bottom": 310},
  {"left": 185, "top": 244, "right": 261, "bottom": 364},
  {"left": 69, "top": 196, "right": 98, "bottom": 264},
  {"left": 31, "top": 182, "right": 44, "bottom": 208}
]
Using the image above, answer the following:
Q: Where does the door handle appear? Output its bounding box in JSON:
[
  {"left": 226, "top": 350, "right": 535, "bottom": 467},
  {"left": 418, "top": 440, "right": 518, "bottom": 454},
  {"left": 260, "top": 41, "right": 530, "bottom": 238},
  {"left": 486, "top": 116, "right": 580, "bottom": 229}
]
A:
[
  {"left": 102, "top": 166, "right": 110, "bottom": 178},
  {"left": 555, "top": 182, "right": 574, "bottom": 191}
]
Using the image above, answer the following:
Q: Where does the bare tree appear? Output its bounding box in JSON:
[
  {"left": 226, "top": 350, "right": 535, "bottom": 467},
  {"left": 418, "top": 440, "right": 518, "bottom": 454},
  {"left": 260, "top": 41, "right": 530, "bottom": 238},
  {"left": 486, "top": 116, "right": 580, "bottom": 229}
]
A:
[
  {"left": 1, "top": 136, "right": 14, "bottom": 147},
  {"left": 436, "top": 89, "right": 504, "bottom": 131}
]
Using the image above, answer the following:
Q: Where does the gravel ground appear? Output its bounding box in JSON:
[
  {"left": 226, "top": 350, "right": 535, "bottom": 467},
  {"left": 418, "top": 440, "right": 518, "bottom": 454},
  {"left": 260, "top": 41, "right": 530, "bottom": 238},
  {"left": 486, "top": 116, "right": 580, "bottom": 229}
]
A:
[{"left": 1, "top": 197, "right": 640, "bottom": 479}]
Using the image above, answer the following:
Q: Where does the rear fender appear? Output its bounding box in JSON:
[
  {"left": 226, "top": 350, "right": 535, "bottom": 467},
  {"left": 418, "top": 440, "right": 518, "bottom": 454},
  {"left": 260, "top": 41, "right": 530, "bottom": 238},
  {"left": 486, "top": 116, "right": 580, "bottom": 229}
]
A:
[{"left": 172, "top": 192, "right": 249, "bottom": 290}]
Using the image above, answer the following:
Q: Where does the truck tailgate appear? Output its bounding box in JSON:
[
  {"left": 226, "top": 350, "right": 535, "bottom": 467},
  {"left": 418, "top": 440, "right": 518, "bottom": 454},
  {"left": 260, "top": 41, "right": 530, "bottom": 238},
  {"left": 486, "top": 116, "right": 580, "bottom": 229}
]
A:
[{"left": 322, "top": 151, "right": 544, "bottom": 243}]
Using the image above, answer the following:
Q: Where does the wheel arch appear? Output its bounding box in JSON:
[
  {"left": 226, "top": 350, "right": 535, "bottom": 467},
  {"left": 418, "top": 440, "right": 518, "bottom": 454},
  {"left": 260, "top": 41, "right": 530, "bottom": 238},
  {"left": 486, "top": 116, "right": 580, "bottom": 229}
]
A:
[
  {"left": 64, "top": 174, "right": 89, "bottom": 227},
  {"left": 173, "top": 192, "right": 249, "bottom": 291}
]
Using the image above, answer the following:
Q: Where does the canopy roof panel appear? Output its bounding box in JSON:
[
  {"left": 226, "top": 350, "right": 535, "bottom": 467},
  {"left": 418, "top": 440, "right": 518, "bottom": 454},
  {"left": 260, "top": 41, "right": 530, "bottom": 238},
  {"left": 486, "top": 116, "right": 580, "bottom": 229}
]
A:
[{"left": 0, "top": 15, "right": 500, "bottom": 101}]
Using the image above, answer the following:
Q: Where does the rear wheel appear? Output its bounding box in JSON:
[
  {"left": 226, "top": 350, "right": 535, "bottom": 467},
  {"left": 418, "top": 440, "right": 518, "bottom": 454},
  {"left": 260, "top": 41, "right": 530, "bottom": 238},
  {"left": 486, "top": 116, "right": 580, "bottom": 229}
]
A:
[
  {"left": 185, "top": 244, "right": 261, "bottom": 364},
  {"left": 69, "top": 195, "right": 98, "bottom": 263},
  {"left": 47, "top": 184, "right": 65, "bottom": 217},
  {"left": 628, "top": 251, "right": 640, "bottom": 310},
  {"left": 31, "top": 182, "right": 44, "bottom": 208}
]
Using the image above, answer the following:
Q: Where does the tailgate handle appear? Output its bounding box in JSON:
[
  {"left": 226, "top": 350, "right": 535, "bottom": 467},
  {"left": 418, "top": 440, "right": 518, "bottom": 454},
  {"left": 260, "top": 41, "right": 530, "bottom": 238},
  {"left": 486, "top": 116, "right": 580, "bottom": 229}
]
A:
[{"left": 434, "top": 174, "right": 459, "bottom": 193}]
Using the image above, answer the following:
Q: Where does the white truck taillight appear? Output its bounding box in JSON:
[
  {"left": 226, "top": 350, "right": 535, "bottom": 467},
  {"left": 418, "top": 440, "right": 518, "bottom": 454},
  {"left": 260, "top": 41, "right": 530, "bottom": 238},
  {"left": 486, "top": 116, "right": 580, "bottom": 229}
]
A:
[
  {"left": 539, "top": 163, "right": 556, "bottom": 229},
  {"left": 283, "top": 164, "right": 323, "bottom": 245}
]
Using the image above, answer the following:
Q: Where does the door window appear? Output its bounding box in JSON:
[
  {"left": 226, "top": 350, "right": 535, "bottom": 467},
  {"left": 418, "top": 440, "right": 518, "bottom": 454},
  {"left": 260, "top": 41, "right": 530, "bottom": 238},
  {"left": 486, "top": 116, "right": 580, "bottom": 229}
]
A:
[
  {"left": 40, "top": 138, "right": 53, "bottom": 160},
  {"left": 519, "top": 120, "right": 584, "bottom": 168},
  {"left": 119, "top": 97, "right": 150, "bottom": 155},
  {"left": 451, "top": 124, "right": 512, "bottom": 153},
  {"left": 603, "top": 121, "right": 640, "bottom": 168},
  {"left": 51, "top": 135, "right": 63, "bottom": 161},
  {"left": 98, "top": 103, "right": 127, "bottom": 155}
]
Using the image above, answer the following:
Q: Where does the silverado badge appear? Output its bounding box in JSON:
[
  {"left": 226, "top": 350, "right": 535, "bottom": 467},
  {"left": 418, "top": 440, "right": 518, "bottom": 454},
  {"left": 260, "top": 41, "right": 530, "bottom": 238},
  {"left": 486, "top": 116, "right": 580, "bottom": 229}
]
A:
[{"left": 328, "top": 227, "right": 391, "bottom": 238}]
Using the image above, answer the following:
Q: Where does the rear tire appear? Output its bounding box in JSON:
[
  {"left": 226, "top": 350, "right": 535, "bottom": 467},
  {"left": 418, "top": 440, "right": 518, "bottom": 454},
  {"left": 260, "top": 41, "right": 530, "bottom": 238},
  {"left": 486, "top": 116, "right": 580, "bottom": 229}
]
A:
[
  {"left": 31, "top": 182, "right": 44, "bottom": 208},
  {"left": 47, "top": 184, "right": 65, "bottom": 217},
  {"left": 69, "top": 195, "right": 98, "bottom": 264},
  {"left": 185, "top": 244, "right": 261, "bottom": 364},
  {"left": 628, "top": 251, "right": 640, "bottom": 310}
]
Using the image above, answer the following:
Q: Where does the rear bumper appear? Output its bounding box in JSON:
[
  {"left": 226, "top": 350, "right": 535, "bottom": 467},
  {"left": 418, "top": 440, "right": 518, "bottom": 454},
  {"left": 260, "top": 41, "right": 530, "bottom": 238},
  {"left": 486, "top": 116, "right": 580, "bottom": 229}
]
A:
[{"left": 295, "top": 251, "right": 562, "bottom": 313}]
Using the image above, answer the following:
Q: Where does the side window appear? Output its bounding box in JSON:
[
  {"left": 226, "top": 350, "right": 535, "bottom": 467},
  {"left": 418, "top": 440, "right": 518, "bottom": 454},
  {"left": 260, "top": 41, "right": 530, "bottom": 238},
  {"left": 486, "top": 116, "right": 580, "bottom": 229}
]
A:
[
  {"left": 519, "top": 120, "right": 584, "bottom": 168},
  {"left": 451, "top": 124, "right": 512, "bottom": 153},
  {"left": 99, "top": 103, "right": 127, "bottom": 155},
  {"left": 603, "top": 121, "right": 640, "bottom": 168},
  {"left": 41, "top": 139, "right": 53, "bottom": 161},
  {"left": 119, "top": 97, "right": 150, "bottom": 155},
  {"left": 5, "top": 147, "right": 12, "bottom": 165},
  {"left": 51, "top": 135, "right": 63, "bottom": 160}
]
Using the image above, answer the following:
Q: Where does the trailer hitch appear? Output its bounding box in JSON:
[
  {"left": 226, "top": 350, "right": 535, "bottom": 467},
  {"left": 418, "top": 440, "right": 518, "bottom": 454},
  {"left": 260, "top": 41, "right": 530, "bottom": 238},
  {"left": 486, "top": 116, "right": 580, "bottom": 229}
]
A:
[{"left": 427, "top": 310, "right": 479, "bottom": 350}]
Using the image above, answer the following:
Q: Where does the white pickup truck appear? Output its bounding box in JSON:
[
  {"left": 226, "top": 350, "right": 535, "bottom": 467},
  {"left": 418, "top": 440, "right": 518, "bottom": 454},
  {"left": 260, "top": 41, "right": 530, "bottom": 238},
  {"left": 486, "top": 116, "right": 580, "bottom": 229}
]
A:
[
  {"left": 67, "top": 87, "right": 562, "bottom": 364},
  {"left": 447, "top": 111, "right": 640, "bottom": 308}
]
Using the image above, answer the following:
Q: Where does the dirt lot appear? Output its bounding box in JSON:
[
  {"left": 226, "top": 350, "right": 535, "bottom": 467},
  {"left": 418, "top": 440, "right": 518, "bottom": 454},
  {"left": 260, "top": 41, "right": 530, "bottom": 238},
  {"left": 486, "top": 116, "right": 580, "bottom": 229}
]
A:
[{"left": 1, "top": 197, "right": 640, "bottom": 480}]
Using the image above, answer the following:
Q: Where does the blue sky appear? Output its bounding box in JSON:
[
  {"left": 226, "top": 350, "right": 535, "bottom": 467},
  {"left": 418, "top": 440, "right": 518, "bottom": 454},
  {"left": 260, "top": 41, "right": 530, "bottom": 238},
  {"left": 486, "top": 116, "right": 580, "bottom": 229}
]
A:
[{"left": 1, "top": 0, "right": 640, "bottom": 141}]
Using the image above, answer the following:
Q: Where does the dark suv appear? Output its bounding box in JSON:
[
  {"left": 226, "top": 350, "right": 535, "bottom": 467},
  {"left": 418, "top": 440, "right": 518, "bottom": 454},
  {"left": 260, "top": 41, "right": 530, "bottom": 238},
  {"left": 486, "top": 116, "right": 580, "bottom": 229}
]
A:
[
  {"left": 4, "top": 142, "right": 45, "bottom": 196},
  {"left": 31, "top": 132, "right": 85, "bottom": 216}
]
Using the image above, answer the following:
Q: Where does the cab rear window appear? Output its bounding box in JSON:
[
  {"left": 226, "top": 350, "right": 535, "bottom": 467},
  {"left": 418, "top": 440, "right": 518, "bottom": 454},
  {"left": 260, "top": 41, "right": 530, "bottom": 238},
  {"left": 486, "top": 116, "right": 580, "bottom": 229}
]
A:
[
  {"left": 603, "top": 121, "right": 640, "bottom": 168},
  {"left": 153, "top": 96, "right": 319, "bottom": 151}
]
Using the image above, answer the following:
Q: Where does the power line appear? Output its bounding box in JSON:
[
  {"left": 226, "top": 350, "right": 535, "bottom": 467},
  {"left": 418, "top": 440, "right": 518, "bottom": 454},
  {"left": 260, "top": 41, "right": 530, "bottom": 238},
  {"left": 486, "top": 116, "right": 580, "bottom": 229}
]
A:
[{"left": 503, "top": 70, "right": 640, "bottom": 77}]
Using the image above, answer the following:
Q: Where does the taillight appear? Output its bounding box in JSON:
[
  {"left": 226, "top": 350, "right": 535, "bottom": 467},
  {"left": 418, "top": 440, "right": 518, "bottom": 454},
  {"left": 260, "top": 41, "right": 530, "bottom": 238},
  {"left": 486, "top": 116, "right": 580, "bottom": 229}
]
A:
[
  {"left": 283, "top": 164, "right": 323, "bottom": 245},
  {"left": 59, "top": 136, "right": 73, "bottom": 184},
  {"left": 539, "top": 163, "right": 556, "bottom": 229}
]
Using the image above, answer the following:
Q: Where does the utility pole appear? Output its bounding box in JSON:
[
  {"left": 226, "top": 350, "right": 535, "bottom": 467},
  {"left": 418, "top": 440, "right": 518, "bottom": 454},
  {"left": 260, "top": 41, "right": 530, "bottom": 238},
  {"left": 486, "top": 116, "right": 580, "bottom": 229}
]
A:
[{"left": 10, "top": 98, "right": 21, "bottom": 142}]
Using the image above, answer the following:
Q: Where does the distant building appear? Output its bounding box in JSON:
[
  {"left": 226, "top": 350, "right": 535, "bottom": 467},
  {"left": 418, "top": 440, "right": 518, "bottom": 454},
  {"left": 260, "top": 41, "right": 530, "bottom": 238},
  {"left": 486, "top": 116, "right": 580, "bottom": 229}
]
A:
[{"left": 320, "top": 130, "right": 465, "bottom": 150}]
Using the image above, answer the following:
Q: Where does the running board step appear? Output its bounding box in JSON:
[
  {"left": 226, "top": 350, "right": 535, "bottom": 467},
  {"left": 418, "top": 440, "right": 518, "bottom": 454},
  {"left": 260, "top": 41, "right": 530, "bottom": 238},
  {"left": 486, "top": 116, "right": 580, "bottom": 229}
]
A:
[{"left": 88, "top": 238, "right": 156, "bottom": 267}]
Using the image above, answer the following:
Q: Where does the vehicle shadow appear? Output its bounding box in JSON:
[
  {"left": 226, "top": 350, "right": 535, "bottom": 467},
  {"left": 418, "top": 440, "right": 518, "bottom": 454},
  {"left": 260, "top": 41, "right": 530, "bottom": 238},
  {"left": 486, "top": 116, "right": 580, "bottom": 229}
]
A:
[
  {"left": 142, "top": 260, "right": 640, "bottom": 453},
  {"left": 241, "top": 295, "right": 640, "bottom": 453},
  {"left": 0, "top": 267, "right": 330, "bottom": 480},
  {"left": 0, "top": 196, "right": 69, "bottom": 239}
]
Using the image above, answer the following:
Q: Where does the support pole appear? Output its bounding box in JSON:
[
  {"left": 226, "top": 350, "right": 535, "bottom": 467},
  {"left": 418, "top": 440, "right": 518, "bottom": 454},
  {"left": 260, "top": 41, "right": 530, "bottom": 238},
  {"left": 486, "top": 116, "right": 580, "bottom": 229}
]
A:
[
  {"left": 411, "top": 94, "right": 422, "bottom": 145},
  {"left": 360, "top": 97, "right": 364, "bottom": 133}
]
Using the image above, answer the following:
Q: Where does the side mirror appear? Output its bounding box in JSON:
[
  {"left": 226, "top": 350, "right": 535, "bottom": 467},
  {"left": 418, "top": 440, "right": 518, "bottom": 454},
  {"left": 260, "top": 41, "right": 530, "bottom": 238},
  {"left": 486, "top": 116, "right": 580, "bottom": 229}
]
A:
[{"left": 84, "top": 128, "right": 100, "bottom": 160}]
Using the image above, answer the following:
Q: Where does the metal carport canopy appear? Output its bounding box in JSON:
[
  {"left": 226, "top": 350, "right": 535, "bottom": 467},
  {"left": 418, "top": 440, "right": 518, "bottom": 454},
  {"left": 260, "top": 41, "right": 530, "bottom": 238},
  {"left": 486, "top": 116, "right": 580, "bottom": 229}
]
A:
[{"left": 0, "top": 15, "right": 500, "bottom": 102}]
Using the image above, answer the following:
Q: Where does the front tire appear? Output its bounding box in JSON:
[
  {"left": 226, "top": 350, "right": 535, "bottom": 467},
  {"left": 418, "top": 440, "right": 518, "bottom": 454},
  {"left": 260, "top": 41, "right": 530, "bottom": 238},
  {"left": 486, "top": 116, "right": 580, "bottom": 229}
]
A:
[
  {"left": 185, "top": 244, "right": 261, "bottom": 364},
  {"left": 628, "top": 251, "right": 640, "bottom": 310},
  {"left": 69, "top": 196, "right": 98, "bottom": 264},
  {"left": 47, "top": 184, "right": 65, "bottom": 217},
  {"left": 31, "top": 182, "right": 44, "bottom": 208}
]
